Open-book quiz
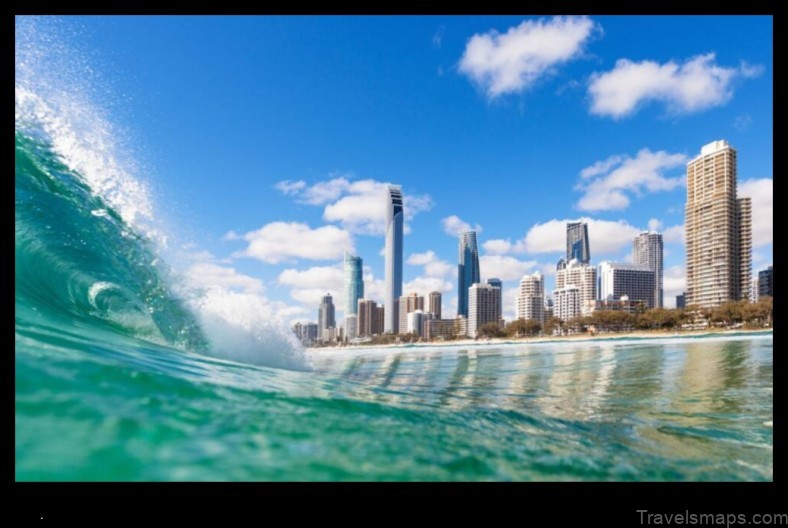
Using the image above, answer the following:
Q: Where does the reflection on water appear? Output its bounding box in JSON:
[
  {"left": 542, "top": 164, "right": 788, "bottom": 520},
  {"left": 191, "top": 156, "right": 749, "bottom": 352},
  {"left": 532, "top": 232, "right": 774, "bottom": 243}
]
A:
[{"left": 311, "top": 335, "right": 773, "bottom": 480}]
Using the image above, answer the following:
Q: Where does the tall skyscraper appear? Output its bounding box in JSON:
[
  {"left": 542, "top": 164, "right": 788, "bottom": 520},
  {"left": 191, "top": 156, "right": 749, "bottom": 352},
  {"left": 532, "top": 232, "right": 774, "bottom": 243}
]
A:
[
  {"left": 566, "top": 222, "right": 591, "bottom": 264},
  {"left": 457, "top": 230, "right": 481, "bottom": 317},
  {"left": 318, "top": 293, "right": 335, "bottom": 331},
  {"left": 597, "top": 261, "right": 656, "bottom": 308},
  {"left": 685, "top": 140, "right": 752, "bottom": 308},
  {"left": 486, "top": 278, "right": 503, "bottom": 320},
  {"left": 344, "top": 251, "right": 364, "bottom": 316},
  {"left": 758, "top": 266, "right": 773, "bottom": 298},
  {"left": 516, "top": 271, "right": 544, "bottom": 324},
  {"left": 384, "top": 186, "right": 404, "bottom": 333},
  {"left": 468, "top": 283, "right": 501, "bottom": 338},
  {"left": 633, "top": 231, "right": 664, "bottom": 308},
  {"left": 428, "top": 291, "right": 442, "bottom": 319},
  {"left": 398, "top": 292, "right": 425, "bottom": 335}
]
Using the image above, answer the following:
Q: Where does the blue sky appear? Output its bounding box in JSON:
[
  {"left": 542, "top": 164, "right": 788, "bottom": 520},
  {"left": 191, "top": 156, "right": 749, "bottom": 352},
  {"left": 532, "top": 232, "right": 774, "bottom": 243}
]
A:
[{"left": 21, "top": 15, "right": 773, "bottom": 322}]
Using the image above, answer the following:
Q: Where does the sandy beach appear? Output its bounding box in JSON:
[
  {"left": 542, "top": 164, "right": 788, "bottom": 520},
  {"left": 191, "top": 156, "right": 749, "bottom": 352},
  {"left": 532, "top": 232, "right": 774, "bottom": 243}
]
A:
[{"left": 307, "top": 327, "right": 772, "bottom": 352}]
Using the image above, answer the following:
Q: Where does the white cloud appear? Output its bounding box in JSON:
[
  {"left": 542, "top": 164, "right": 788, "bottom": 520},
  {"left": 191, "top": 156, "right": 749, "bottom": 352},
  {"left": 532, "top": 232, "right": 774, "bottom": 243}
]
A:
[
  {"left": 459, "top": 15, "right": 600, "bottom": 99},
  {"left": 663, "top": 223, "right": 685, "bottom": 244},
  {"left": 274, "top": 176, "right": 433, "bottom": 236},
  {"left": 647, "top": 218, "right": 663, "bottom": 232},
  {"left": 663, "top": 265, "right": 686, "bottom": 309},
  {"left": 403, "top": 277, "right": 453, "bottom": 299},
  {"left": 274, "top": 179, "right": 307, "bottom": 196},
  {"left": 502, "top": 286, "right": 518, "bottom": 322},
  {"left": 441, "top": 215, "right": 483, "bottom": 236},
  {"left": 187, "top": 262, "right": 265, "bottom": 295},
  {"left": 277, "top": 265, "right": 345, "bottom": 316},
  {"left": 230, "top": 222, "right": 352, "bottom": 264},
  {"left": 576, "top": 149, "right": 687, "bottom": 212},
  {"left": 407, "top": 250, "right": 454, "bottom": 278},
  {"left": 523, "top": 217, "right": 641, "bottom": 257},
  {"left": 588, "top": 53, "right": 762, "bottom": 119},
  {"left": 480, "top": 255, "right": 537, "bottom": 282},
  {"left": 738, "top": 178, "right": 773, "bottom": 248},
  {"left": 482, "top": 239, "right": 519, "bottom": 255}
]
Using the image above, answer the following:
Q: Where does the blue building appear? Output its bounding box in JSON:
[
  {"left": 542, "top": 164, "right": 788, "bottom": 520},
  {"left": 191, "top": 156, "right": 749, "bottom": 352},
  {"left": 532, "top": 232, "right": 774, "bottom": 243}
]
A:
[
  {"left": 344, "top": 251, "right": 364, "bottom": 316},
  {"left": 457, "top": 230, "right": 480, "bottom": 317},
  {"left": 384, "top": 186, "right": 403, "bottom": 333},
  {"left": 567, "top": 221, "right": 591, "bottom": 264}
]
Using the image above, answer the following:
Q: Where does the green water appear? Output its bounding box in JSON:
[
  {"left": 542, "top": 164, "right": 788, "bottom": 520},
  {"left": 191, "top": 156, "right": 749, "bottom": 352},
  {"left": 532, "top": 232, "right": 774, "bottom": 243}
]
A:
[{"left": 14, "top": 17, "right": 773, "bottom": 481}]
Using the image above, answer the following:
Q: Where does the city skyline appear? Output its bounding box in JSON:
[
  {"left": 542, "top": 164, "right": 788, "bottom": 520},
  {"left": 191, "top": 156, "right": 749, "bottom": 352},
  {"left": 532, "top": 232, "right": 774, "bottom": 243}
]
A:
[{"left": 40, "top": 16, "right": 772, "bottom": 326}]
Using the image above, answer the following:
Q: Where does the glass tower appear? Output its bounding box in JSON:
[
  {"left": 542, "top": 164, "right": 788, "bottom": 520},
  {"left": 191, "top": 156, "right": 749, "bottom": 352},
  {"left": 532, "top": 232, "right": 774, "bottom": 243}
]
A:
[
  {"left": 457, "top": 230, "right": 480, "bottom": 317},
  {"left": 384, "top": 186, "right": 403, "bottom": 333}
]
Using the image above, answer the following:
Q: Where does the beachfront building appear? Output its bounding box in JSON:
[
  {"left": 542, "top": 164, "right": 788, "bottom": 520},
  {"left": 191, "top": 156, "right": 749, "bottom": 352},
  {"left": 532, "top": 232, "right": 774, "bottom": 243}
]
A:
[
  {"left": 633, "top": 231, "right": 664, "bottom": 308},
  {"left": 685, "top": 140, "right": 752, "bottom": 308},
  {"left": 428, "top": 291, "right": 442, "bottom": 320},
  {"left": 384, "top": 185, "right": 404, "bottom": 333},
  {"left": 468, "top": 283, "right": 501, "bottom": 338},
  {"left": 597, "top": 261, "right": 656, "bottom": 309},
  {"left": 318, "top": 293, "right": 335, "bottom": 334},
  {"left": 516, "top": 271, "right": 544, "bottom": 324},
  {"left": 357, "top": 299, "right": 384, "bottom": 337},
  {"left": 554, "top": 258, "right": 596, "bottom": 319},
  {"left": 398, "top": 293, "right": 425, "bottom": 335}
]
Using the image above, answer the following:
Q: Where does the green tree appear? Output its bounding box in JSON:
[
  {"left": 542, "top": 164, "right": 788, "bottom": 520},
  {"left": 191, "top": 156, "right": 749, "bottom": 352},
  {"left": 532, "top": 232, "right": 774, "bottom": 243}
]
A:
[{"left": 478, "top": 322, "right": 505, "bottom": 338}]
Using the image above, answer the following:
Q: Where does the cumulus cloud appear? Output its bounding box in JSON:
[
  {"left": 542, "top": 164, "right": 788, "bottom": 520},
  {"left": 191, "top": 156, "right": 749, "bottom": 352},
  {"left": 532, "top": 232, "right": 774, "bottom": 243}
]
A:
[
  {"left": 663, "top": 223, "right": 685, "bottom": 244},
  {"left": 403, "top": 277, "right": 454, "bottom": 299},
  {"left": 230, "top": 222, "right": 353, "bottom": 264},
  {"left": 459, "top": 15, "right": 600, "bottom": 99},
  {"left": 482, "top": 239, "right": 519, "bottom": 255},
  {"left": 479, "top": 255, "right": 537, "bottom": 281},
  {"left": 278, "top": 265, "right": 345, "bottom": 314},
  {"left": 738, "top": 178, "right": 773, "bottom": 248},
  {"left": 187, "top": 262, "right": 265, "bottom": 295},
  {"left": 523, "top": 217, "right": 641, "bottom": 256},
  {"left": 441, "top": 215, "right": 483, "bottom": 236},
  {"left": 647, "top": 218, "right": 663, "bottom": 232},
  {"left": 274, "top": 176, "right": 433, "bottom": 235},
  {"left": 407, "top": 250, "right": 454, "bottom": 278},
  {"left": 663, "top": 265, "right": 686, "bottom": 309},
  {"left": 588, "top": 53, "right": 763, "bottom": 119},
  {"left": 576, "top": 148, "right": 687, "bottom": 212}
]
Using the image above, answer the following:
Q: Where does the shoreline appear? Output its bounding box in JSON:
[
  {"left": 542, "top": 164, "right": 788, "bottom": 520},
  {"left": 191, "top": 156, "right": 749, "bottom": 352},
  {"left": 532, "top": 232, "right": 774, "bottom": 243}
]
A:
[{"left": 306, "top": 327, "right": 773, "bottom": 353}]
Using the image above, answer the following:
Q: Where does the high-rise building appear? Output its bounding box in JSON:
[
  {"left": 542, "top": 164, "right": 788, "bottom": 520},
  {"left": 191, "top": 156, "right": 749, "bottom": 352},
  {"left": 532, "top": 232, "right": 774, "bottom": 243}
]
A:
[
  {"left": 468, "top": 283, "right": 501, "bottom": 338},
  {"left": 384, "top": 185, "right": 404, "bottom": 333},
  {"left": 685, "top": 140, "right": 752, "bottom": 308},
  {"left": 357, "top": 299, "right": 384, "bottom": 337},
  {"left": 486, "top": 278, "right": 502, "bottom": 319},
  {"left": 428, "top": 291, "right": 442, "bottom": 320},
  {"left": 406, "top": 310, "right": 433, "bottom": 337},
  {"left": 554, "top": 259, "right": 596, "bottom": 320},
  {"left": 344, "top": 314, "right": 357, "bottom": 340},
  {"left": 457, "top": 230, "right": 481, "bottom": 317},
  {"left": 318, "top": 293, "right": 335, "bottom": 331},
  {"left": 676, "top": 293, "right": 686, "bottom": 309},
  {"left": 398, "top": 292, "right": 425, "bottom": 334},
  {"left": 516, "top": 271, "right": 544, "bottom": 324},
  {"left": 567, "top": 222, "right": 591, "bottom": 264},
  {"left": 633, "top": 231, "right": 664, "bottom": 308},
  {"left": 758, "top": 266, "right": 773, "bottom": 298},
  {"left": 597, "top": 261, "right": 656, "bottom": 308},
  {"left": 750, "top": 278, "right": 760, "bottom": 303},
  {"left": 375, "top": 306, "right": 385, "bottom": 335},
  {"left": 344, "top": 251, "right": 364, "bottom": 316},
  {"left": 292, "top": 322, "right": 319, "bottom": 345}
]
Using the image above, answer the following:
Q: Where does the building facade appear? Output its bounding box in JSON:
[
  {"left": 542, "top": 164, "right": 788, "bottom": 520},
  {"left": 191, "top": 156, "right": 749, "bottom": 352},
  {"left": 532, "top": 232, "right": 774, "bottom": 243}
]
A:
[
  {"left": 567, "top": 221, "right": 591, "bottom": 264},
  {"left": 428, "top": 291, "right": 442, "bottom": 320},
  {"left": 516, "top": 271, "right": 544, "bottom": 324},
  {"left": 457, "top": 230, "right": 481, "bottom": 317},
  {"left": 292, "top": 322, "right": 319, "bottom": 345},
  {"left": 344, "top": 251, "right": 364, "bottom": 316},
  {"left": 467, "top": 283, "right": 501, "bottom": 338},
  {"left": 597, "top": 261, "right": 656, "bottom": 309},
  {"left": 758, "top": 266, "right": 773, "bottom": 298},
  {"left": 398, "top": 292, "right": 425, "bottom": 335},
  {"left": 685, "top": 140, "right": 752, "bottom": 308},
  {"left": 554, "top": 259, "right": 596, "bottom": 319},
  {"left": 676, "top": 293, "right": 686, "bottom": 309},
  {"left": 406, "top": 310, "right": 433, "bottom": 337},
  {"left": 633, "top": 231, "right": 664, "bottom": 308},
  {"left": 357, "top": 299, "right": 384, "bottom": 337},
  {"left": 384, "top": 185, "right": 404, "bottom": 333},
  {"left": 486, "top": 278, "right": 503, "bottom": 319},
  {"left": 318, "top": 293, "right": 335, "bottom": 332}
]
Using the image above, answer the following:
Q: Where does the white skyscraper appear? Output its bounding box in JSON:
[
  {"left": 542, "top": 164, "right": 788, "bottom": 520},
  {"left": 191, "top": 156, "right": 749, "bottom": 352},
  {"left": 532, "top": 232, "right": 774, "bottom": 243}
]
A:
[
  {"left": 516, "top": 271, "right": 544, "bottom": 324},
  {"left": 633, "top": 231, "right": 664, "bottom": 308},
  {"left": 384, "top": 186, "right": 404, "bottom": 333},
  {"left": 554, "top": 259, "right": 596, "bottom": 320}
]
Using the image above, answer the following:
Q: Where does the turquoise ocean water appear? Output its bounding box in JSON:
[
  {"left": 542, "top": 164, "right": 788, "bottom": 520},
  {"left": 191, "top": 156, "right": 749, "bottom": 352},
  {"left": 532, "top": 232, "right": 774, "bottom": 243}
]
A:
[{"left": 15, "top": 18, "right": 772, "bottom": 482}]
